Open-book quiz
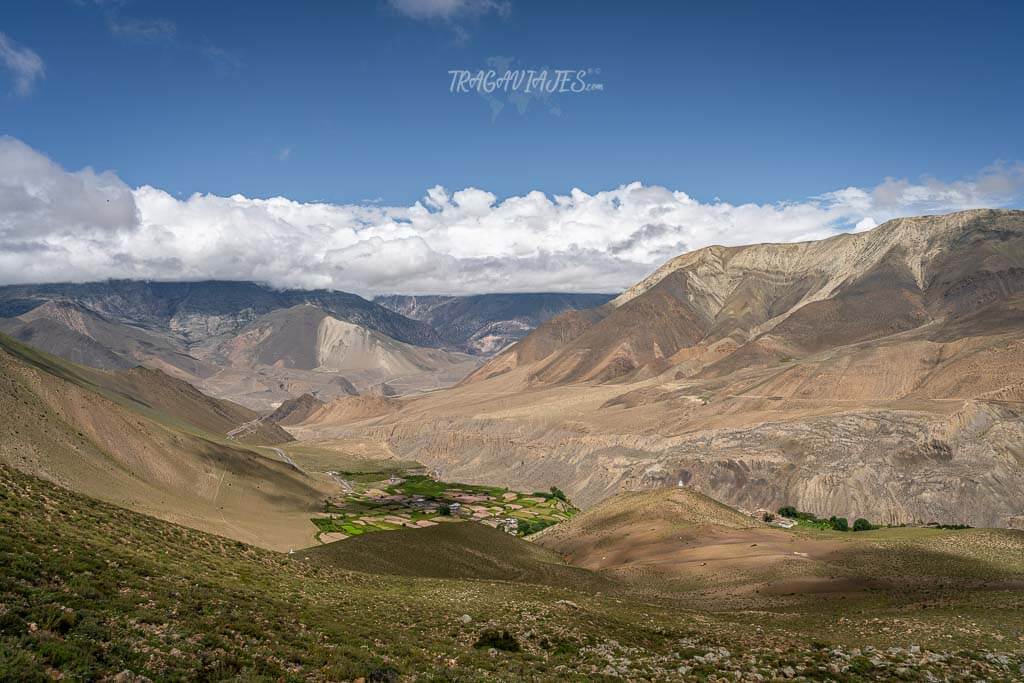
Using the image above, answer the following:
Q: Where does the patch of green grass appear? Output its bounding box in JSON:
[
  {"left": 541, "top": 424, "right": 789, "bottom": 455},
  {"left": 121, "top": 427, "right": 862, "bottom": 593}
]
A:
[{"left": 390, "top": 475, "right": 447, "bottom": 498}]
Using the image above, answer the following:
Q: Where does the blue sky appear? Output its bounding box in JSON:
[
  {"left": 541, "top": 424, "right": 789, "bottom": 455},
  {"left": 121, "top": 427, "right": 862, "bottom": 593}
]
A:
[
  {"left": 1, "top": 1, "right": 1023, "bottom": 294},
  {"left": 2, "top": 0, "right": 1022, "bottom": 206}
]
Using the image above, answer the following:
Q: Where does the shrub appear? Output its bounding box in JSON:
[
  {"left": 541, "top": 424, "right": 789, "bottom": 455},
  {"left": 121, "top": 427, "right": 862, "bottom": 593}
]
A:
[
  {"left": 830, "top": 516, "right": 849, "bottom": 532},
  {"left": 777, "top": 506, "right": 798, "bottom": 518},
  {"left": 549, "top": 486, "right": 567, "bottom": 502},
  {"left": 517, "top": 518, "right": 558, "bottom": 536},
  {"left": 438, "top": 504, "right": 451, "bottom": 516},
  {"left": 474, "top": 629, "right": 521, "bottom": 652},
  {"left": 367, "top": 667, "right": 399, "bottom": 682},
  {"left": 853, "top": 518, "right": 872, "bottom": 532},
  {"left": 762, "top": 512, "right": 775, "bottom": 523}
]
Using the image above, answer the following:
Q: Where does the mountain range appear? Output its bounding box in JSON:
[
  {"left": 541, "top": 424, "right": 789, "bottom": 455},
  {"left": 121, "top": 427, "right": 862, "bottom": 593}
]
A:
[
  {"left": 375, "top": 292, "right": 614, "bottom": 354},
  {"left": 0, "top": 282, "right": 609, "bottom": 410},
  {"left": 2, "top": 209, "right": 1023, "bottom": 531},
  {"left": 296, "top": 209, "right": 1024, "bottom": 529}
]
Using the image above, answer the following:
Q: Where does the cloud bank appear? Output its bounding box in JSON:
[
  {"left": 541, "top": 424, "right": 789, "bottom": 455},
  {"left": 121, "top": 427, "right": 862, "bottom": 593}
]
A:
[{"left": 1, "top": 136, "right": 1022, "bottom": 296}]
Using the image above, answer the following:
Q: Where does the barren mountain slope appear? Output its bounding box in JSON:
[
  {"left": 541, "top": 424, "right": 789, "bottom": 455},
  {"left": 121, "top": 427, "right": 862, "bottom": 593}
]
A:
[
  {"left": 462, "top": 307, "right": 608, "bottom": 383},
  {"left": 265, "top": 393, "right": 327, "bottom": 425},
  {"left": 471, "top": 209, "right": 1024, "bottom": 385},
  {"left": 195, "top": 304, "right": 480, "bottom": 409},
  {"left": 299, "top": 210, "right": 1024, "bottom": 528},
  {"left": 0, "top": 332, "right": 335, "bottom": 549},
  {"left": 0, "top": 299, "right": 214, "bottom": 377},
  {"left": 299, "top": 394, "right": 401, "bottom": 426},
  {"left": 376, "top": 292, "right": 616, "bottom": 354},
  {"left": 99, "top": 366, "right": 294, "bottom": 445}
]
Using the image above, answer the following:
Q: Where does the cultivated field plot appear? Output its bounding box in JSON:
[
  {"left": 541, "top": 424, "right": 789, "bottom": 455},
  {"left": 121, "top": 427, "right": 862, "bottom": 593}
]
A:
[{"left": 312, "top": 474, "right": 578, "bottom": 542}]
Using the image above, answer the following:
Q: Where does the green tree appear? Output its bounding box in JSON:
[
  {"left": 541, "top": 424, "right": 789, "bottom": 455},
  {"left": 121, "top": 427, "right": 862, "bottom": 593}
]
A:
[
  {"left": 777, "top": 506, "right": 798, "bottom": 518},
  {"left": 550, "top": 486, "right": 567, "bottom": 502},
  {"left": 830, "top": 517, "right": 849, "bottom": 532},
  {"left": 853, "top": 518, "right": 872, "bottom": 532}
]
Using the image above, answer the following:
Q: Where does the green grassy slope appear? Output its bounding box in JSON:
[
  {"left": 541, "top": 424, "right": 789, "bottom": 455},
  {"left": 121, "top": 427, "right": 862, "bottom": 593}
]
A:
[{"left": 2, "top": 465, "right": 1023, "bottom": 681}]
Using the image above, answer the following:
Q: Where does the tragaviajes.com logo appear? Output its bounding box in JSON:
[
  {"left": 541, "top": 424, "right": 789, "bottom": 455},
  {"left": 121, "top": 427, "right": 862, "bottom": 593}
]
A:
[{"left": 449, "top": 68, "right": 604, "bottom": 94}]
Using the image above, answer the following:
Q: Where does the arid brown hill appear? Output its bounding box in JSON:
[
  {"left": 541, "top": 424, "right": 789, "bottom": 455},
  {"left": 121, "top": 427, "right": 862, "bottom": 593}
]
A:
[
  {"left": 0, "top": 332, "right": 334, "bottom": 550},
  {"left": 265, "top": 392, "right": 328, "bottom": 426}
]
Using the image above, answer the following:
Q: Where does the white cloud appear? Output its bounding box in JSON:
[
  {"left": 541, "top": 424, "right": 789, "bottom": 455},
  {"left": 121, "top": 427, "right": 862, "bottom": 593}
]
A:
[
  {"left": 0, "top": 32, "right": 44, "bottom": 95},
  {"left": 389, "top": 0, "right": 509, "bottom": 42},
  {"left": 0, "top": 137, "right": 137, "bottom": 239},
  {"left": 852, "top": 217, "right": 878, "bottom": 233},
  {"left": 389, "top": 0, "right": 509, "bottom": 20},
  {"left": 0, "top": 136, "right": 1021, "bottom": 296}
]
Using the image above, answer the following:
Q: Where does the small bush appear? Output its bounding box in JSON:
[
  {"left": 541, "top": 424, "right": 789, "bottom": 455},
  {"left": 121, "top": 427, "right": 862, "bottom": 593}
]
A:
[
  {"left": 853, "top": 518, "right": 872, "bottom": 532},
  {"left": 474, "top": 629, "right": 521, "bottom": 652},
  {"left": 438, "top": 504, "right": 451, "bottom": 516},
  {"left": 762, "top": 512, "right": 775, "bottom": 523},
  {"left": 549, "top": 486, "right": 567, "bottom": 502}
]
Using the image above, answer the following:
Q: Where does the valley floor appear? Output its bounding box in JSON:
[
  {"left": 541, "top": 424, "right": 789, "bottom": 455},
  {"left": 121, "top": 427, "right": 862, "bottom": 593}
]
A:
[{"left": 2, "top": 465, "right": 1023, "bottom": 681}]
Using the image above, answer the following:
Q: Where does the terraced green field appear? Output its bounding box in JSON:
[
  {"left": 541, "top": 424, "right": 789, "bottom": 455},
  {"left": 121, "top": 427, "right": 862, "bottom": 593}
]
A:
[{"left": 312, "top": 474, "right": 577, "bottom": 541}]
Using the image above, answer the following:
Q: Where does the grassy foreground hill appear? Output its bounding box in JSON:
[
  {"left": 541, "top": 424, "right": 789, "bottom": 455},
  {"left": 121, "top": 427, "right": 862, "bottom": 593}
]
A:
[{"left": 3, "top": 467, "right": 1024, "bottom": 681}]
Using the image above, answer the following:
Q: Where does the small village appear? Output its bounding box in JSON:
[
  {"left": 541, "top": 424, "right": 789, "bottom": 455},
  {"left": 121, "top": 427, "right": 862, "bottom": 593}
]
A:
[
  {"left": 737, "top": 506, "right": 798, "bottom": 528},
  {"left": 312, "top": 473, "right": 578, "bottom": 543}
]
